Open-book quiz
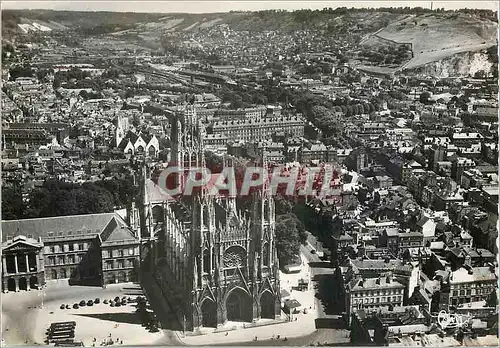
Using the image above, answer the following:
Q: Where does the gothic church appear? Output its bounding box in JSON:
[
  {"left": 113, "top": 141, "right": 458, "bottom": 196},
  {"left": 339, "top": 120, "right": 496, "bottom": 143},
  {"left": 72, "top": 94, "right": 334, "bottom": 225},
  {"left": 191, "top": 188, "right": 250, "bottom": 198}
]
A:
[{"left": 138, "top": 104, "right": 281, "bottom": 330}]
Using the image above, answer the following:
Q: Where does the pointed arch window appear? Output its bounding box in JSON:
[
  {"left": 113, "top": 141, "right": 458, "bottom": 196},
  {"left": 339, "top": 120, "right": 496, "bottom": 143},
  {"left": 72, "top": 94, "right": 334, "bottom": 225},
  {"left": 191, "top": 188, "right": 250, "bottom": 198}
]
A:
[
  {"left": 263, "top": 200, "right": 270, "bottom": 221},
  {"left": 203, "top": 248, "right": 210, "bottom": 274},
  {"left": 263, "top": 242, "right": 270, "bottom": 267}
]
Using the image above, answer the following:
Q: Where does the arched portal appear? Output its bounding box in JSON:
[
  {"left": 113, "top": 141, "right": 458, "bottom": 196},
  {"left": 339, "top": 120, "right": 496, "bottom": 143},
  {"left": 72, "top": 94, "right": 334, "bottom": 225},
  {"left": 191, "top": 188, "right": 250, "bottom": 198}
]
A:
[
  {"left": 29, "top": 276, "right": 38, "bottom": 289},
  {"left": 128, "top": 270, "right": 135, "bottom": 282},
  {"left": 117, "top": 272, "right": 126, "bottom": 283},
  {"left": 7, "top": 278, "right": 16, "bottom": 291},
  {"left": 108, "top": 274, "right": 117, "bottom": 284},
  {"left": 260, "top": 291, "right": 275, "bottom": 319},
  {"left": 137, "top": 145, "right": 144, "bottom": 153},
  {"left": 201, "top": 299, "right": 217, "bottom": 327},
  {"left": 18, "top": 277, "right": 27, "bottom": 291},
  {"left": 226, "top": 288, "right": 252, "bottom": 322}
]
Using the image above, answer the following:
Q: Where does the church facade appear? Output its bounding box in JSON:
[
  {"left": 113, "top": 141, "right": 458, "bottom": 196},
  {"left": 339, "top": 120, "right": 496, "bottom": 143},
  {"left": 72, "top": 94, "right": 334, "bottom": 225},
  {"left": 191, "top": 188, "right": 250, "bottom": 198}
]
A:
[{"left": 138, "top": 104, "right": 281, "bottom": 330}]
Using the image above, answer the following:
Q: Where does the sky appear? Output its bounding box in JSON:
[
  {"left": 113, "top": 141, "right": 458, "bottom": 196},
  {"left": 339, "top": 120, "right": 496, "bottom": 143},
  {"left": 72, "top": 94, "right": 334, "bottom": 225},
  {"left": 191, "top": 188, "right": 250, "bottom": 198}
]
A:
[{"left": 2, "top": 1, "right": 499, "bottom": 13}]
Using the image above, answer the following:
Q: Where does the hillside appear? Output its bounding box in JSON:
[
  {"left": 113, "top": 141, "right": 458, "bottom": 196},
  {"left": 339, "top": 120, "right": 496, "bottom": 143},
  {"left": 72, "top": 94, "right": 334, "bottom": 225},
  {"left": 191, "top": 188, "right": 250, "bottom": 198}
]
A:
[
  {"left": 2, "top": 9, "right": 497, "bottom": 72},
  {"left": 372, "top": 13, "right": 498, "bottom": 70}
]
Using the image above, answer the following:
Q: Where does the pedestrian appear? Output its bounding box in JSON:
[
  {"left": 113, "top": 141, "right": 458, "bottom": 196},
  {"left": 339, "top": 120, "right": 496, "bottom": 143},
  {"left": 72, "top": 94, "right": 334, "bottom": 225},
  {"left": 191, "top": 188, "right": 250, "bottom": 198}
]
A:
[
  {"left": 225, "top": 332, "right": 228, "bottom": 336},
  {"left": 120, "top": 341, "right": 123, "bottom": 345},
  {"left": 277, "top": 335, "right": 280, "bottom": 339}
]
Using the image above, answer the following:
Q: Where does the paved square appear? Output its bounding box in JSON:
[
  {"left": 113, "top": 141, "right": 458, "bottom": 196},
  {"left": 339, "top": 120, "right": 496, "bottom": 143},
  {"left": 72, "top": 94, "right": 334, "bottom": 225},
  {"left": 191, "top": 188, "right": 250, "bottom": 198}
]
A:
[{"left": 2, "top": 281, "right": 168, "bottom": 346}]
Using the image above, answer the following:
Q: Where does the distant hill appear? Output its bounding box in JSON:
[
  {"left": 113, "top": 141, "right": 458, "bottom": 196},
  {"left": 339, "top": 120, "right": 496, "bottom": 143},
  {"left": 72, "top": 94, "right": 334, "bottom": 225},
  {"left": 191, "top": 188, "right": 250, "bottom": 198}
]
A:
[
  {"left": 0, "top": 9, "right": 416, "bottom": 36},
  {"left": 2, "top": 8, "right": 497, "bottom": 71}
]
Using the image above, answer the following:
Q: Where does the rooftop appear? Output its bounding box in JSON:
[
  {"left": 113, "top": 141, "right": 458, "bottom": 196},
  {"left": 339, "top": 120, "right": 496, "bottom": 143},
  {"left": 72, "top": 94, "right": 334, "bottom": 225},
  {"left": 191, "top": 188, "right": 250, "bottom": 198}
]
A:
[{"left": 450, "top": 266, "right": 497, "bottom": 284}]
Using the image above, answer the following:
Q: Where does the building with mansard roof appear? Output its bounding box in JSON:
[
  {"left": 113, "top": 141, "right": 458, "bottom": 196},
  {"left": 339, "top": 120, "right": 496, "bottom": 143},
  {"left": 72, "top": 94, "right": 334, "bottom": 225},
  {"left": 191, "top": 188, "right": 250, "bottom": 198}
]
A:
[{"left": 2, "top": 212, "right": 140, "bottom": 292}]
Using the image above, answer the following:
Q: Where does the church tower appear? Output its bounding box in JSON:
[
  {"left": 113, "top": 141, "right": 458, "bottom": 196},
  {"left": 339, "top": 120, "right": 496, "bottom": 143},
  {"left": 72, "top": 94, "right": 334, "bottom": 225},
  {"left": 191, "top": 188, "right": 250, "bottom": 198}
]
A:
[{"left": 115, "top": 113, "right": 129, "bottom": 147}]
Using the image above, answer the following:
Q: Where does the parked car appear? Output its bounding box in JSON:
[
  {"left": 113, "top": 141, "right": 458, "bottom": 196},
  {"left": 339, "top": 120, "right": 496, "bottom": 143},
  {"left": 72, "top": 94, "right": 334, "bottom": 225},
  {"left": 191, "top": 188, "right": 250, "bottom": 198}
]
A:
[
  {"left": 114, "top": 297, "right": 120, "bottom": 302},
  {"left": 94, "top": 298, "right": 100, "bottom": 304},
  {"left": 87, "top": 300, "right": 93, "bottom": 306},
  {"left": 115, "top": 302, "right": 121, "bottom": 307},
  {"left": 60, "top": 304, "right": 66, "bottom": 310},
  {"left": 103, "top": 299, "right": 108, "bottom": 304},
  {"left": 110, "top": 302, "right": 115, "bottom": 307},
  {"left": 79, "top": 300, "right": 86, "bottom": 307},
  {"left": 73, "top": 304, "right": 79, "bottom": 309},
  {"left": 66, "top": 305, "right": 70, "bottom": 309}
]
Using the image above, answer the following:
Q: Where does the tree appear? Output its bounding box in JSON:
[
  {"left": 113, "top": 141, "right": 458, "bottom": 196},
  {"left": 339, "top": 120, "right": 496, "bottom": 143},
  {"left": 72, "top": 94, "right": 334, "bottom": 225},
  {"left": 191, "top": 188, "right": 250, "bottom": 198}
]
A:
[
  {"left": 419, "top": 91, "right": 433, "bottom": 104},
  {"left": 1, "top": 186, "right": 23, "bottom": 220},
  {"left": 275, "top": 213, "right": 307, "bottom": 265},
  {"left": 23, "top": 180, "right": 115, "bottom": 218},
  {"left": 9, "top": 65, "right": 34, "bottom": 80}
]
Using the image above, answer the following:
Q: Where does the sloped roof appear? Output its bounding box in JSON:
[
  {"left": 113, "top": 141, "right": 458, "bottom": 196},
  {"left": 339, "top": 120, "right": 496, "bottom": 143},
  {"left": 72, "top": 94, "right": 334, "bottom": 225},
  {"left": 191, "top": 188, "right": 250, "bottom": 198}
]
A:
[
  {"left": 450, "top": 266, "right": 497, "bottom": 284},
  {"left": 145, "top": 179, "right": 174, "bottom": 204},
  {"left": 2, "top": 213, "right": 138, "bottom": 246},
  {"left": 416, "top": 216, "right": 432, "bottom": 228},
  {"left": 100, "top": 214, "right": 138, "bottom": 245},
  {"left": 118, "top": 138, "right": 132, "bottom": 151},
  {"left": 349, "top": 276, "right": 405, "bottom": 291},
  {"left": 2, "top": 213, "right": 116, "bottom": 242}
]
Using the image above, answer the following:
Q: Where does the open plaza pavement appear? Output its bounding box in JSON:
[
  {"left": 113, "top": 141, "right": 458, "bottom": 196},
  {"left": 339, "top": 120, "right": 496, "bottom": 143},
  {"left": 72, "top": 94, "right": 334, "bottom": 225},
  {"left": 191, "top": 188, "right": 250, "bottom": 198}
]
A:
[
  {"left": 2, "top": 245, "right": 349, "bottom": 347},
  {"left": 1, "top": 280, "right": 178, "bottom": 346}
]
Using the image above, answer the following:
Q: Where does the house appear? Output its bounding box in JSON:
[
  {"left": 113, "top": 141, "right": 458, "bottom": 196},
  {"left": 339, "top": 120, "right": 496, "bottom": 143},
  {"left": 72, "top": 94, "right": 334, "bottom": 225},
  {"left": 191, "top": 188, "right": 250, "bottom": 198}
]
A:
[{"left": 416, "top": 216, "right": 436, "bottom": 242}]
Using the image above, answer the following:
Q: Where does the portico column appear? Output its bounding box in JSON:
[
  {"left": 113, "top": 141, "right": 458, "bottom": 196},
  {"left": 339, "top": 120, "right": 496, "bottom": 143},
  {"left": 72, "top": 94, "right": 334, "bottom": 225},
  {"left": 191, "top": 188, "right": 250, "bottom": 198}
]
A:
[
  {"left": 2, "top": 256, "right": 6, "bottom": 275},
  {"left": 14, "top": 255, "right": 19, "bottom": 274},
  {"left": 26, "top": 253, "right": 30, "bottom": 273},
  {"left": 15, "top": 278, "right": 19, "bottom": 292}
]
